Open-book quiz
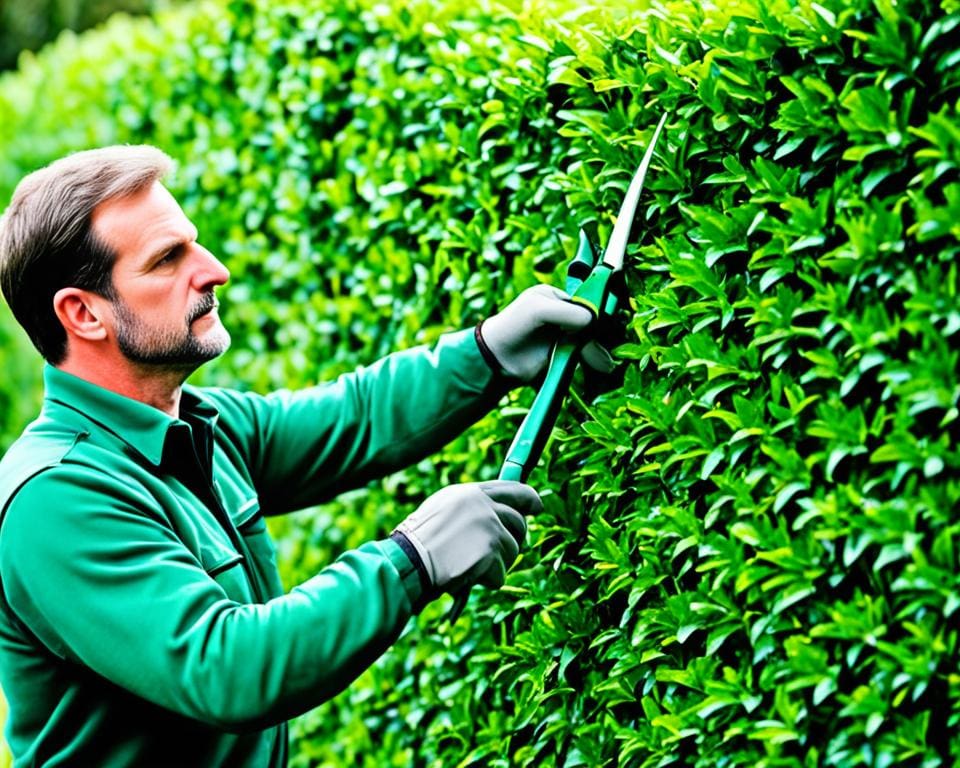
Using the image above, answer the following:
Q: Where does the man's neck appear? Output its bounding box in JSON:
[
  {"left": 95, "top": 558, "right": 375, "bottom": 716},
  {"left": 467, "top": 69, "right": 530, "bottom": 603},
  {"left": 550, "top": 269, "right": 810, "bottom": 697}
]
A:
[{"left": 56, "top": 354, "right": 187, "bottom": 418}]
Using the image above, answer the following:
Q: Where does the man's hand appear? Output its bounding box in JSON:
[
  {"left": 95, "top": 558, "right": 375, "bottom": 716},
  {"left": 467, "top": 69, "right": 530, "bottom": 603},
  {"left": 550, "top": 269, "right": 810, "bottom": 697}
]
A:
[
  {"left": 478, "top": 284, "right": 616, "bottom": 382},
  {"left": 391, "top": 481, "right": 542, "bottom": 595}
]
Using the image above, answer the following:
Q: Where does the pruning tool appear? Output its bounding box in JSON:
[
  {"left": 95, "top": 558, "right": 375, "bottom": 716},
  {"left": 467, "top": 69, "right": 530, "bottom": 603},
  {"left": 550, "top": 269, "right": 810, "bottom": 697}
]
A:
[{"left": 448, "top": 112, "right": 669, "bottom": 623}]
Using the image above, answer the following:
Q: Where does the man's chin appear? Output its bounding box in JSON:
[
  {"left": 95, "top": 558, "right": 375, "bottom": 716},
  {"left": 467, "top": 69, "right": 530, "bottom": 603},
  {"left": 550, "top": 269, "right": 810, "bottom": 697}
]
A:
[
  {"left": 200, "top": 325, "right": 231, "bottom": 356},
  {"left": 190, "top": 322, "right": 231, "bottom": 360}
]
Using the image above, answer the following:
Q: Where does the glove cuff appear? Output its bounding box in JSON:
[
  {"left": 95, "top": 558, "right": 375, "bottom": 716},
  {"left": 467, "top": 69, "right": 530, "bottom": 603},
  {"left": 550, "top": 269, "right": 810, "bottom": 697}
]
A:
[
  {"left": 389, "top": 530, "right": 431, "bottom": 593},
  {"left": 475, "top": 321, "right": 507, "bottom": 377}
]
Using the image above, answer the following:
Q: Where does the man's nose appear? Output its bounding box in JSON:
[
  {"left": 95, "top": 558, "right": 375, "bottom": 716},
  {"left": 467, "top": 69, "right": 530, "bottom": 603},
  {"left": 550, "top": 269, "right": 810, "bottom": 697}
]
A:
[{"left": 191, "top": 244, "right": 230, "bottom": 289}]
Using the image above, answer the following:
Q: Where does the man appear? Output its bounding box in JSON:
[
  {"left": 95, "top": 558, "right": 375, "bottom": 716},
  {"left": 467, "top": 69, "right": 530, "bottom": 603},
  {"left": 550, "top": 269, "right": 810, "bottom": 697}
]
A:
[{"left": 0, "top": 146, "right": 601, "bottom": 766}]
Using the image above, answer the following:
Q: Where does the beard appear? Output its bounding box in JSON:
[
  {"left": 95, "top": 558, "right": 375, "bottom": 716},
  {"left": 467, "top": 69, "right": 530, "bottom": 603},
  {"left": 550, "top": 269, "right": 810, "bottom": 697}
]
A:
[{"left": 112, "top": 292, "right": 231, "bottom": 371}]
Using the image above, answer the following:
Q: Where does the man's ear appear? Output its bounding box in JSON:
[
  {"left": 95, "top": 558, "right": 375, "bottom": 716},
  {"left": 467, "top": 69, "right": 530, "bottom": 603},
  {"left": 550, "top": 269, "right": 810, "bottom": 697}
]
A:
[{"left": 53, "top": 288, "right": 109, "bottom": 342}]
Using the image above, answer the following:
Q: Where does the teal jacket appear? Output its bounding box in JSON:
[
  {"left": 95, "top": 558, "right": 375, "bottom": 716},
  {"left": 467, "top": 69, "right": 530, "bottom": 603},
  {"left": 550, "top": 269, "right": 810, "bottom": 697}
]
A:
[{"left": 0, "top": 329, "right": 503, "bottom": 767}]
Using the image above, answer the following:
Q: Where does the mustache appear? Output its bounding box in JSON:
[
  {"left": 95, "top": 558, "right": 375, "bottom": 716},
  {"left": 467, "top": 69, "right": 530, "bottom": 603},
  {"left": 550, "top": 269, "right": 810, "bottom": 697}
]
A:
[{"left": 187, "top": 293, "right": 218, "bottom": 323}]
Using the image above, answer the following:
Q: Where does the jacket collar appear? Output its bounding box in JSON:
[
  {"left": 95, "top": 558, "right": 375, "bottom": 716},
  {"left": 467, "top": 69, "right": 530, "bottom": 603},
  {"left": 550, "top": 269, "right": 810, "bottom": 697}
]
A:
[{"left": 41, "top": 364, "right": 219, "bottom": 467}]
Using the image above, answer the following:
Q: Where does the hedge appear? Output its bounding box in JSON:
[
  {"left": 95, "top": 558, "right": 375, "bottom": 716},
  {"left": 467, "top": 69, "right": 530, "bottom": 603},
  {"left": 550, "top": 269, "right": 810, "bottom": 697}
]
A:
[{"left": 0, "top": 0, "right": 958, "bottom": 765}]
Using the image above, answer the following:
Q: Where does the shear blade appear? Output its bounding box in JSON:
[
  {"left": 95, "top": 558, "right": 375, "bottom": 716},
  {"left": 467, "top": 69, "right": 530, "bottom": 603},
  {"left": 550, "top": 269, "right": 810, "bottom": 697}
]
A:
[{"left": 602, "top": 112, "right": 668, "bottom": 272}]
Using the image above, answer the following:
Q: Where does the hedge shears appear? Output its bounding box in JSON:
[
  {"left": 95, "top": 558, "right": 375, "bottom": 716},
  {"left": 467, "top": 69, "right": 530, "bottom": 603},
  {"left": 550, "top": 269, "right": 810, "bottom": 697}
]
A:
[{"left": 449, "top": 112, "right": 668, "bottom": 622}]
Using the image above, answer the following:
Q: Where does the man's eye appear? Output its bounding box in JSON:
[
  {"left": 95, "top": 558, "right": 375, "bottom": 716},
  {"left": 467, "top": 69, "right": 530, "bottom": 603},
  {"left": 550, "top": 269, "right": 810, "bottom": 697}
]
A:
[{"left": 157, "top": 248, "right": 179, "bottom": 266}]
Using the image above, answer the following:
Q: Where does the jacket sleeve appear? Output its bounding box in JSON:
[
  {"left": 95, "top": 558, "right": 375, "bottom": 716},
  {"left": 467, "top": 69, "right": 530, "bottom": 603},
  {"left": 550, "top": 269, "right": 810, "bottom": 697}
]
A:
[
  {"left": 204, "top": 328, "right": 509, "bottom": 514},
  {"left": 0, "top": 467, "right": 423, "bottom": 731}
]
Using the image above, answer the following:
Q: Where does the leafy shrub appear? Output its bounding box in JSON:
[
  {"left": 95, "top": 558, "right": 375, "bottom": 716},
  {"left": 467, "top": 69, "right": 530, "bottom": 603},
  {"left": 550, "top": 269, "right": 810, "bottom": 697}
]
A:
[{"left": 1, "top": 0, "right": 958, "bottom": 765}]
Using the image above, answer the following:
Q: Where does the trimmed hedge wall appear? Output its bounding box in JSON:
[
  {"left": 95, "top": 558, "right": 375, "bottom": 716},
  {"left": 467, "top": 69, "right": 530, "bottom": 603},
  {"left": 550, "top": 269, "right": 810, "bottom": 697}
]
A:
[{"left": 1, "top": 0, "right": 958, "bottom": 765}]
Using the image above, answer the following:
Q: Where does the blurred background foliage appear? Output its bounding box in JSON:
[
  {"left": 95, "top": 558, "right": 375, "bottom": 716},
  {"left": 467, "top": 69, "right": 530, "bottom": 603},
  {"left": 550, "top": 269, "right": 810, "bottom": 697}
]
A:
[
  {"left": 0, "top": 0, "right": 172, "bottom": 72},
  {"left": 1, "top": 0, "right": 959, "bottom": 766}
]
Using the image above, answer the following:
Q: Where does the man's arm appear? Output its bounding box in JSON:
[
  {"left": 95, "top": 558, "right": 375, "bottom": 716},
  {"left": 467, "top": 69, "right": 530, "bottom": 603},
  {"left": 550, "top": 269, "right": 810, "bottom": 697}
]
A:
[{"left": 0, "top": 466, "right": 539, "bottom": 731}]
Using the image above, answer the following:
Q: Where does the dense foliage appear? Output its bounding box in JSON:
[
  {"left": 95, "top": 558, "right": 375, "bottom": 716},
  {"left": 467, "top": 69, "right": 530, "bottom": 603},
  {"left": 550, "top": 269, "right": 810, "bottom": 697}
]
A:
[{"left": 1, "top": 0, "right": 958, "bottom": 765}]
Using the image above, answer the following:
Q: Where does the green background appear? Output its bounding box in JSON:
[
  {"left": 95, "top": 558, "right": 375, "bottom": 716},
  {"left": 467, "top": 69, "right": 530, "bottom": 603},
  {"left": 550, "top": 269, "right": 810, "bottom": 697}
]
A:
[{"left": 1, "top": 0, "right": 958, "bottom": 765}]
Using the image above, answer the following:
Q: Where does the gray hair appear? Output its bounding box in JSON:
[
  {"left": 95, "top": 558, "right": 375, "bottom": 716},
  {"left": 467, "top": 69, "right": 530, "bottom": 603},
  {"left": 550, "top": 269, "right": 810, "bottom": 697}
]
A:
[{"left": 0, "top": 145, "right": 173, "bottom": 363}]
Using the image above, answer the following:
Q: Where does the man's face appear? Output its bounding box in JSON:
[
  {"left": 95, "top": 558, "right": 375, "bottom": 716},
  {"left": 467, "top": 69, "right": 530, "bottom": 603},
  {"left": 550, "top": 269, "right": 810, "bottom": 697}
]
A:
[{"left": 91, "top": 181, "right": 231, "bottom": 371}]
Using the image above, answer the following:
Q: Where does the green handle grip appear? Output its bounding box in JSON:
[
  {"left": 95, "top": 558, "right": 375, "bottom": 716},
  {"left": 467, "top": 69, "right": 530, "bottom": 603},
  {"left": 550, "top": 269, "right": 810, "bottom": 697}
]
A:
[{"left": 498, "top": 341, "right": 579, "bottom": 483}]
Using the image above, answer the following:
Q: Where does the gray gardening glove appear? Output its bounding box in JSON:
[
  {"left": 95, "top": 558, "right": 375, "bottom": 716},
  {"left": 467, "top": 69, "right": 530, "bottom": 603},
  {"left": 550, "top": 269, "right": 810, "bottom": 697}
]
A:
[
  {"left": 391, "top": 481, "right": 542, "bottom": 595},
  {"left": 478, "top": 284, "right": 616, "bottom": 383}
]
